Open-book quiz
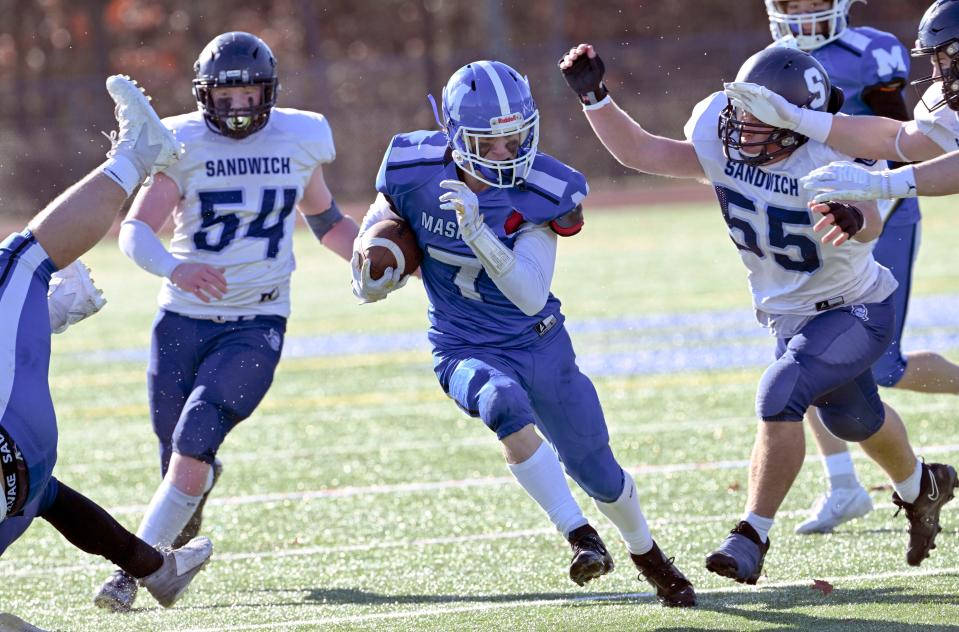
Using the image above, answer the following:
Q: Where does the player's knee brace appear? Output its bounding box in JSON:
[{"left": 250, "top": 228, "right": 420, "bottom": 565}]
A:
[
  {"left": 756, "top": 360, "right": 807, "bottom": 421},
  {"left": 171, "top": 400, "right": 235, "bottom": 464},
  {"left": 817, "top": 400, "right": 885, "bottom": 442},
  {"left": 564, "top": 444, "right": 623, "bottom": 503},
  {"left": 476, "top": 378, "right": 535, "bottom": 439}
]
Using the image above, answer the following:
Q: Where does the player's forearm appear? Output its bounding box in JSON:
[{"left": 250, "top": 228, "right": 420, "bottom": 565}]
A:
[
  {"left": 826, "top": 115, "right": 905, "bottom": 162},
  {"left": 913, "top": 154, "right": 959, "bottom": 196},
  {"left": 320, "top": 214, "right": 359, "bottom": 262},
  {"left": 584, "top": 99, "right": 701, "bottom": 178},
  {"left": 118, "top": 219, "right": 179, "bottom": 278},
  {"left": 852, "top": 201, "right": 882, "bottom": 243},
  {"left": 483, "top": 227, "right": 556, "bottom": 317}
]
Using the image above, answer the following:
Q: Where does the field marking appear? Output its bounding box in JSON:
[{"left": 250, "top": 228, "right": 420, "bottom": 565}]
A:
[
  {"left": 96, "top": 441, "right": 959, "bottom": 515},
  {"left": 0, "top": 501, "right": 903, "bottom": 579},
  {"left": 171, "top": 565, "right": 959, "bottom": 632}
]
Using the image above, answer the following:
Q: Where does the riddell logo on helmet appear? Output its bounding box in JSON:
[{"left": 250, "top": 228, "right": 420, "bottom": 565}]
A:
[{"left": 490, "top": 112, "right": 522, "bottom": 128}]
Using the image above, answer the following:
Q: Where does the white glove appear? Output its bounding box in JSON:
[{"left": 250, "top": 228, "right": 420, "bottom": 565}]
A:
[
  {"left": 801, "top": 161, "right": 918, "bottom": 203},
  {"left": 438, "top": 179, "right": 515, "bottom": 277},
  {"left": 438, "top": 179, "right": 484, "bottom": 242},
  {"left": 350, "top": 249, "right": 407, "bottom": 304},
  {"left": 723, "top": 82, "right": 802, "bottom": 130},
  {"left": 47, "top": 260, "right": 107, "bottom": 334}
]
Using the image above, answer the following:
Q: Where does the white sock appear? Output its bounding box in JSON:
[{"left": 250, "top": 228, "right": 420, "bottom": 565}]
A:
[
  {"left": 203, "top": 464, "right": 216, "bottom": 494},
  {"left": 593, "top": 471, "right": 653, "bottom": 555},
  {"left": 743, "top": 511, "right": 774, "bottom": 543},
  {"left": 823, "top": 451, "right": 858, "bottom": 491},
  {"left": 893, "top": 459, "right": 923, "bottom": 504},
  {"left": 508, "top": 442, "right": 588, "bottom": 537},
  {"left": 136, "top": 480, "right": 203, "bottom": 547},
  {"left": 99, "top": 155, "right": 142, "bottom": 197}
]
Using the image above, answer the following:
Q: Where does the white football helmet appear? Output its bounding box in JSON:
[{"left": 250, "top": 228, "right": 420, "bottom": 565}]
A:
[{"left": 765, "top": 0, "right": 865, "bottom": 51}]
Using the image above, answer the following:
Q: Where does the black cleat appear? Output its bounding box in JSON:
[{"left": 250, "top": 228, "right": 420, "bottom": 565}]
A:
[
  {"left": 631, "top": 541, "right": 696, "bottom": 607},
  {"left": 172, "top": 459, "right": 223, "bottom": 549},
  {"left": 567, "top": 524, "right": 614, "bottom": 586},
  {"left": 892, "top": 462, "right": 958, "bottom": 566},
  {"left": 705, "top": 521, "right": 770, "bottom": 585}
]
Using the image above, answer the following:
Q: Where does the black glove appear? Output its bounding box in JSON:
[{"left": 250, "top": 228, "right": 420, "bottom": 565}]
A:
[
  {"left": 825, "top": 201, "right": 864, "bottom": 237},
  {"left": 559, "top": 51, "right": 608, "bottom": 106}
]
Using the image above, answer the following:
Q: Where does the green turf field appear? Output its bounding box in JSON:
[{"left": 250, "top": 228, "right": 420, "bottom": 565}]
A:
[{"left": 4, "top": 197, "right": 959, "bottom": 631}]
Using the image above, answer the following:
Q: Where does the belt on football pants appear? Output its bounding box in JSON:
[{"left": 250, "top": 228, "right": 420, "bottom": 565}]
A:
[{"left": 0, "top": 423, "right": 29, "bottom": 518}]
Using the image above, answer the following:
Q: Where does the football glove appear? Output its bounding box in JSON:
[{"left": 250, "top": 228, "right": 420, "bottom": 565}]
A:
[
  {"left": 723, "top": 82, "right": 802, "bottom": 130},
  {"left": 559, "top": 47, "right": 608, "bottom": 106},
  {"left": 438, "top": 179, "right": 515, "bottom": 277},
  {"left": 350, "top": 250, "right": 406, "bottom": 304},
  {"left": 802, "top": 162, "right": 918, "bottom": 203},
  {"left": 48, "top": 260, "right": 107, "bottom": 334}
]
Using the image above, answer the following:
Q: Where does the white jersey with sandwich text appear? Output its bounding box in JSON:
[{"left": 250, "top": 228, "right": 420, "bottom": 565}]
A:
[
  {"left": 915, "top": 83, "right": 959, "bottom": 153},
  {"left": 157, "top": 108, "right": 335, "bottom": 318},
  {"left": 684, "top": 92, "right": 897, "bottom": 334}
]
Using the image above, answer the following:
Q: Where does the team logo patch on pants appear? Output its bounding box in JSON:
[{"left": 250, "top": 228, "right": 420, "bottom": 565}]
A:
[
  {"left": 851, "top": 305, "right": 869, "bottom": 322},
  {"left": 264, "top": 328, "right": 282, "bottom": 352}
]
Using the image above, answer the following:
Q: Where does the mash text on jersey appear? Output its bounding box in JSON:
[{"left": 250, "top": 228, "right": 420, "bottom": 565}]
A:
[
  {"left": 724, "top": 161, "right": 800, "bottom": 197},
  {"left": 421, "top": 211, "right": 462, "bottom": 239},
  {"left": 205, "top": 156, "right": 292, "bottom": 177}
]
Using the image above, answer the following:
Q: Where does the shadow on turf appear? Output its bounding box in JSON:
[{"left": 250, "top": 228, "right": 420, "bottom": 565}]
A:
[{"left": 295, "top": 583, "right": 959, "bottom": 630}]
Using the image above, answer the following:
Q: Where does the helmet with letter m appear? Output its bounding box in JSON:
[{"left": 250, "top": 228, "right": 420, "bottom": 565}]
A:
[
  {"left": 765, "top": 0, "right": 865, "bottom": 51},
  {"left": 440, "top": 60, "right": 539, "bottom": 188},
  {"left": 912, "top": 0, "right": 959, "bottom": 112},
  {"left": 720, "top": 47, "right": 841, "bottom": 166},
  {"left": 193, "top": 31, "right": 279, "bottom": 139}
]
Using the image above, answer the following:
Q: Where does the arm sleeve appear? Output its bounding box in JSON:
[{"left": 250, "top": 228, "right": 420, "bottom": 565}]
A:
[
  {"left": 118, "top": 219, "right": 180, "bottom": 278},
  {"left": 486, "top": 225, "right": 557, "bottom": 317}
]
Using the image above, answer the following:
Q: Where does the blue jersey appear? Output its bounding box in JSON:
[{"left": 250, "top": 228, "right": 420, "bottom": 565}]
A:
[
  {"left": 811, "top": 27, "right": 919, "bottom": 226},
  {"left": 376, "top": 131, "right": 588, "bottom": 349}
]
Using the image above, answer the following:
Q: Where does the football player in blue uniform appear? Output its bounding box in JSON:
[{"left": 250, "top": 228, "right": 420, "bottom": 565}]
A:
[
  {"left": 93, "top": 32, "right": 358, "bottom": 612},
  {"left": 0, "top": 75, "right": 212, "bottom": 622},
  {"left": 560, "top": 43, "right": 956, "bottom": 584},
  {"left": 763, "top": 0, "right": 959, "bottom": 536},
  {"left": 351, "top": 60, "right": 695, "bottom": 607}
]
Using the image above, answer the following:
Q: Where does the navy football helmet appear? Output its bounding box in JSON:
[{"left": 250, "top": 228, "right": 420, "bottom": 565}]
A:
[
  {"left": 720, "top": 47, "right": 834, "bottom": 166},
  {"left": 440, "top": 60, "right": 539, "bottom": 188},
  {"left": 912, "top": 0, "right": 959, "bottom": 112},
  {"left": 193, "top": 32, "right": 279, "bottom": 139},
  {"left": 765, "top": 0, "right": 864, "bottom": 51}
]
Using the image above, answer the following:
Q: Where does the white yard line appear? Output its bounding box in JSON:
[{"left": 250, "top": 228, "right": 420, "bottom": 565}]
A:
[{"left": 172, "top": 566, "right": 959, "bottom": 632}]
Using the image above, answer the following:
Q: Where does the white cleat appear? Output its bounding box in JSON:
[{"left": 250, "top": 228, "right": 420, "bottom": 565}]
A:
[
  {"left": 140, "top": 536, "right": 213, "bottom": 608},
  {"left": 48, "top": 259, "right": 106, "bottom": 334},
  {"left": 0, "top": 613, "right": 49, "bottom": 632},
  {"left": 794, "top": 486, "right": 874, "bottom": 535},
  {"left": 104, "top": 74, "right": 183, "bottom": 182}
]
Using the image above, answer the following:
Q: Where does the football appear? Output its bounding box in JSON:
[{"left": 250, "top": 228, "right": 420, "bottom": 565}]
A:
[{"left": 359, "top": 218, "right": 422, "bottom": 280}]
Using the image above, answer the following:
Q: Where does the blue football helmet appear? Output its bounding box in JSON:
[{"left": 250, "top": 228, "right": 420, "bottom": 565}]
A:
[
  {"left": 441, "top": 60, "right": 539, "bottom": 188},
  {"left": 765, "top": 0, "right": 864, "bottom": 51},
  {"left": 912, "top": 0, "right": 959, "bottom": 112}
]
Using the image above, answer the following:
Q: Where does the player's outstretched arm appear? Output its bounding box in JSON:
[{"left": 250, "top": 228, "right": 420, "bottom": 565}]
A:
[
  {"left": 298, "top": 164, "right": 359, "bottom": 261},
  {"left": 119, "top": 172, "right": 227, "bottom": 303},
  {"left": 559, "top": 44, "right": 704, "bottom": 179},
  {"left": 804, "top": 154, "right": 958, "bottom": 202},
  {"left": 724, "top": 82, "right": 943, "bottom": 163}
]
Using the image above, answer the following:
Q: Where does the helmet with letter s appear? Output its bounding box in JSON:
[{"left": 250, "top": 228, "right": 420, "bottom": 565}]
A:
[
  {"left": 440, "top": 60, "right": 539, "bottom": 188},
  {"left": 720, "top": 47, "right": 841, "bottom": 166},
  {"left": 912, "top": 0, "right": 959, "bottom": 111},
  {"left": 193, "top": 31, "right": 279, "bottom": 139},
  {"left": 765, "top": 0, "right": 865, "bottom": 51}
]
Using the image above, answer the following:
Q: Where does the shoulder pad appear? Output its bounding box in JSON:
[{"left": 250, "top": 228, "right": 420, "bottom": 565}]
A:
[
  {"left": 161, "top": 112, "right": 207, "bottom": 143},
  {"left": 376, "top": 130, "right": 449, "bottom": 196},
  {"left": 507, "top": 153, "right": 588, "bottom": 224}
]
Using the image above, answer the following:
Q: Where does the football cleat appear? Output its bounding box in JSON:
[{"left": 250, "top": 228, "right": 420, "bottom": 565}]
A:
[
  {"left": 0, "top": 613, "right": 50, "bottom": 632},
  {"left": 892, "top": 462, "right": 958, "bottom": 566},
  {"left": 140, "top": 536, "right": 213, "bottom": 607},
  {"left": 172, "top": 458, "right": 223, "bottom": 549},
  {"left": 104, "top": 75, "right": 182, "bottom": 184},
  {"left": 93, "top": 568, "right": 138, "bottom": 613},
  {"left": 794, "top": 485, "right": 873, "bottom": 535},
  {"left": 705, "top": 521, "right": 770, "bottom": 585},
  {"left": 47, "top": 259, "right": 106, "bottom": 334},
  {"left": 566, "top": 523, "right": 614, "bottom": 586},
  {"left": 631, "top": 541, "right": 696, "bottom": 607}
]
